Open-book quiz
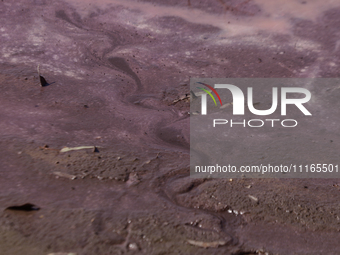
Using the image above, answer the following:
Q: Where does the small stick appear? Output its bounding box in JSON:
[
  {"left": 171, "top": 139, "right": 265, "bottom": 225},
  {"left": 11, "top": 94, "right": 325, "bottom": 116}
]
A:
[{"left": 37, "top": 64, "right": 48, "bottom": 87}]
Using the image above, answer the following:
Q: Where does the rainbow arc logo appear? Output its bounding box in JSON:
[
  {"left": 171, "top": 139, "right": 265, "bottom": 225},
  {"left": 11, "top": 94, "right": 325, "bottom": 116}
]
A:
[{"left": 196, "top": 82, "right": 223, "bottom": 106}]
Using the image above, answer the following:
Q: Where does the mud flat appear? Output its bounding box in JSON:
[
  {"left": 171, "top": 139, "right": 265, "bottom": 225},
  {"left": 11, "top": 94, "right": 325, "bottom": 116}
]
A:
[{"left": 0, "top": 0, "right": 340, "bottom": 254}]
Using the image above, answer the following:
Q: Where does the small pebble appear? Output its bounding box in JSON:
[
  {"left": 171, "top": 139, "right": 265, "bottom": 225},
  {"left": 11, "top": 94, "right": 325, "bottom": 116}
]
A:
[{"left": 128, "top": 243, "right": 138, "bottom": 251}]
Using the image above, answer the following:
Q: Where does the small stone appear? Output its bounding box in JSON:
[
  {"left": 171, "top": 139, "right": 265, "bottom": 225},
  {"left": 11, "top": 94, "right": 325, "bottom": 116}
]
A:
[{"left": 128, "top": 243, "right": 138, "bottom": 251}]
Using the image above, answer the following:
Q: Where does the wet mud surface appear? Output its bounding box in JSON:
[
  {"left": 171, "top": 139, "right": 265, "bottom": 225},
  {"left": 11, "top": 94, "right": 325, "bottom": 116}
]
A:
[{"left": 1, "top": 0, "right": 340, "bottom": 254}]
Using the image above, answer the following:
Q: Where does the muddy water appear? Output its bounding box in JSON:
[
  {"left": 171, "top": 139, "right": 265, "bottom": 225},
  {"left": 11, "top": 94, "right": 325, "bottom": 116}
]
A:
[{"left": 0, "top": 0, "right": 340, "bottom": 254}]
